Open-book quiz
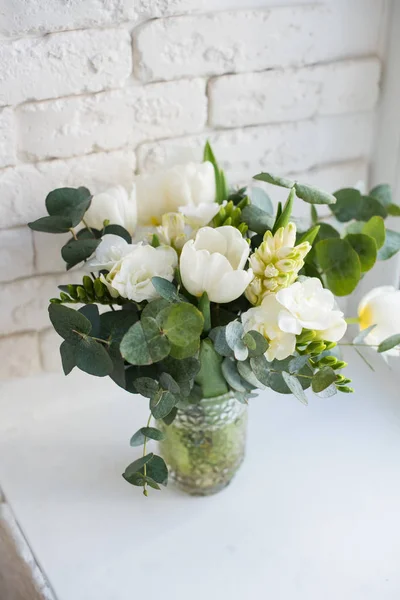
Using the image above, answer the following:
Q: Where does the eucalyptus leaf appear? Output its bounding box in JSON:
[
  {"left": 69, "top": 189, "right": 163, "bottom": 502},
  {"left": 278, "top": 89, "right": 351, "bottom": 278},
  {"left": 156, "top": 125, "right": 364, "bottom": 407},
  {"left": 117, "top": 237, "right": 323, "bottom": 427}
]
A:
[
  {"left": 331, "top": 188, "right": 387, "bottom": 222},
  {"left": 345, "top": 233, "right": 377, "bottom": 273},
  {"left": 162, "top": 407, "right": 178, "bottom": 426},
  {"left": 60, "top": 340, "right": 76, "bottom": 375},
  {"left": 123, "top": 472, "right": 161, "bottom": 490},
  {"left": 61, "top": 238, "right": 100, "bottom": 267},
  {"left": 130, "top": 427, "right": 165, "bottom": 446},
  {"left": 221, "top": 358, "right": 254, "bottom": 392},
  {"left": 120, "top": 318, "right": 170, "bottom": 365},
  {"left": 243, "top": 330, "right": 268, "bottom": 357},
  {"left": 134, "top": 377, "right": 159, "bottom": 398},
  {"left": 159, "top": 303, "right": 204, "bottom": 347},
  {"left": 169, "top": 339, "right": 200, "bottom": 359},
  {"left": 124, "top": 453, "right": 154, "bottom": 478},
  {"left": 253, "top": 172, "right": 294, "bottom": 188},
  {"left": 240, "top": 205, "right": 274, "bottom": 235},
  {"left": 74, "top": 337, "right": 113, "bottom": 377},
  {"left": 387, "top": 204, "right": 400, "bottom": 216},
  {"left": 377, "top": 229, "right": 400, "bottom": 260},
  {"left": 103, "top": 224, "right": 132, "bottom": 243},
  {"left": 250, "top": 187, "right": 273, "bottom": 213},
  {"left": 78, "top": 304, "right": 100, "bottom": 337},
  {"left": 151, "top": 277, "right": 181, "bottom": 303},
  {"left": 315, "top": 238, "right": 361, "bottom": 296},
  {"left": 377, "top": 334, "right": 400, "bottom": 353},
  {"left": 159, "top": 356, "right": 200, "bottom": 397},
  {"left": 49, "top": 303, "right": 91, "bottom": 345},
  {"left": 45, "top": 187, "right": 91, "bottom": 227},
  {"left": 150, "top": 389, "right": 178, "bottom": 420},
  {"left": 28, "top": 215, "right": 72, "bottom": 234},
  {"left": 311, "top": 366, "right": 337, "bottom": 393},
  {"left": 142, "top": 455, "right": 168, "bottom": 486},
  {"left": 362, "top": 216, "right": 385, "bottom": 249},
  {"left": 209, "top": 326, "right": 233, "bottom": 357},
  {"left": 159, "top": 372, "right": 181, "bottom": 395},
  {"left": 353, "top": 324, "right": 376, "bottom": 345},
  {"left": 369, "top": 183, "right": 391, "bottom": 208},
  {"left": 282, "top": 372, "right": 308, "bottom": 405},
  {"left": 294, "top": 182, "right": 336, "bottom": 205},
  {"left": 237, "top": 359, "right": 266, "bottom": 389}
]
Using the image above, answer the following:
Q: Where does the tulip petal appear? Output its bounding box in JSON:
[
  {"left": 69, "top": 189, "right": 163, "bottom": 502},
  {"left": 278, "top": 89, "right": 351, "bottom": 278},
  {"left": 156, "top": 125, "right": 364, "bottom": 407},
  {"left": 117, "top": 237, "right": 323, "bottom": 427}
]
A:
[{"left": 208, "top": 268, "right": 254, "bottom": 303}]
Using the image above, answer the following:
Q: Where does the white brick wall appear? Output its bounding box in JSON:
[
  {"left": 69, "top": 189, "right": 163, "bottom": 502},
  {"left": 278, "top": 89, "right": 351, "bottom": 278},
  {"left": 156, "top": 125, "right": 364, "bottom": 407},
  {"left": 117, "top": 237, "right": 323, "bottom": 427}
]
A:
[{"left": 0, "top": 0, "right": 390, "bottom": 378}]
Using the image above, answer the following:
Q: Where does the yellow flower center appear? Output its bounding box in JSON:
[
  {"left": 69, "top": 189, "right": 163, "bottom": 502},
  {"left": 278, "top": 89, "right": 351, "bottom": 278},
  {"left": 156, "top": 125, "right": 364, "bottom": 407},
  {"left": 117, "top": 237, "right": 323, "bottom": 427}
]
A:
[
  {"left": 150, "top": 216, "right": 161, "bottom": 226},
  {"left": 359, "top": 305, "right": 373, "bottom": 330}
]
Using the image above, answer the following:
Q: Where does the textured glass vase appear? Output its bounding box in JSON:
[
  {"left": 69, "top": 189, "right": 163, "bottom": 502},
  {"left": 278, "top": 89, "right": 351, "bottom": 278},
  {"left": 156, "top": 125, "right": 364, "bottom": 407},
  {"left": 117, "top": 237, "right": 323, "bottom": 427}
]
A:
[{"left": 159, "top": 392, "right": 248, "bottom": 496}]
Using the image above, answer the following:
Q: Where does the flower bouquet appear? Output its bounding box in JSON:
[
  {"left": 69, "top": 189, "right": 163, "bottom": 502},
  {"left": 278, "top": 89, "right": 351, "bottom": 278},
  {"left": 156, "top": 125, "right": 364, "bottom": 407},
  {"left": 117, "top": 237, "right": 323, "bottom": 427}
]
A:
[{"left": 28, "top": 143, "right": 400, "bottom": 496}]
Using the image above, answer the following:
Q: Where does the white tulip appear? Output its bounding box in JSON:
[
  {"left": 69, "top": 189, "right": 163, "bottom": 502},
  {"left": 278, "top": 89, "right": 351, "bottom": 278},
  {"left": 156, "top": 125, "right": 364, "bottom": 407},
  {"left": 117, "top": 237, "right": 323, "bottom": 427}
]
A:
[
  {"left": 83, "top": 186, "right": 136, "bottom": 235},
  {"left": 136, "top": 162, "right": 216, "bottom": 226},
  {"left": 86, "top": 234, "right": 135, "bottom": 271},
  {"left": 276, "top": 277, "right": 347, "bottom": 342},
  {"left": 242, "top": 294, "right": 297, "bottom": 361},
  {"left": 179, "top": 202, "right": 221, "bottom": 227},
  {"left": 110, "top": 244, "right": 178, "bottom": 302},
  {"left": 358, "top": 286, "right": 400, "bottom": 356},
  {"left": 180, "top": 226, "right": 253, "bottom": 303}
]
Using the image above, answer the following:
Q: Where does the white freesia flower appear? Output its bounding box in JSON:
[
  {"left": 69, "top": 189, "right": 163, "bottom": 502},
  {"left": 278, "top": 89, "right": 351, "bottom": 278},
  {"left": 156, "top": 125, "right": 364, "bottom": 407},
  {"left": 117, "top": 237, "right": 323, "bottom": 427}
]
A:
[
  {"left": 276, "top": 277, "right": 347, "bottom": 342},
  {"left": 358, "top": 286, "right": 400, "bottom": 356},
  {"left": 242, "top": 294, "right": 297, "bottom": 361},
  {"left": 136, "top": 162, "right": 215, "bottom": 226},
  {"left": 110, "top": 244, "right": 178, "bottom": 302},
  {"left": 156, "top": 213, "right": 188, "bottom": 251},
  {"left": 83, "top": 186, "right": 136, "bottom": 235},
  {"left": 86, "top": 234, "right": 134, "bottom": 271},
  {"left": 180, "top": 226, "right": 253, "bottom": 303}
]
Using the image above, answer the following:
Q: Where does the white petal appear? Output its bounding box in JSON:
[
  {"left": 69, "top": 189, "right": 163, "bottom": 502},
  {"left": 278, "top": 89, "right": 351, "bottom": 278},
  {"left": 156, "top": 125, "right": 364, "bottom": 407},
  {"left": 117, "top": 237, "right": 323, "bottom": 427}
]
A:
[
  {"left": 208, "top": 267, "right": 254, "bottom": 303},
  {"left": 278, "top": 310, "right": 302, "bottom": 334}
]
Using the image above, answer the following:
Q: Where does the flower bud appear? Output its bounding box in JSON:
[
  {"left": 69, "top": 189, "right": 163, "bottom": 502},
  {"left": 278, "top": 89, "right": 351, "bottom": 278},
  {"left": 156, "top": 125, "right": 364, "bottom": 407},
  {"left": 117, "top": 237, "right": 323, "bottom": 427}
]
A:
[{"left": 245, "top": 223, "right": 311, "bottom": 305}]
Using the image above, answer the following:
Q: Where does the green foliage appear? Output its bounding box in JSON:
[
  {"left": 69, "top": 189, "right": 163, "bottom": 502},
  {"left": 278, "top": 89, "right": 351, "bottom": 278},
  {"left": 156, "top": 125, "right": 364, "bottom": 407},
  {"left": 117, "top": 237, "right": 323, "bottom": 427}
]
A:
[
  {"left": 250, "top": 187, "right": 273, "bottom": 213},
  {"left": 253, "top": 172, "right": 294, "bottom": 188},
  {"left": 361, "top": 216, "right": 386, "bottom": 249},
  {"left": 272, "top": 187, "right": 295, "bottom": 233},
  {"left": 49, "top": 303, "right": 91, "bottom": 345},
  {"left": 198, "top": 292, "right": 211, "bottom": 333},
  {"left": 369, "top": 183, "right": 391, "bottom": 208},
  {"left": 60, "top": 340, "right": 76, "bottom": 375},
  {"left": 28, "top": 215, "right": 73, "bottom": 234},
  {"left": 345, "top": 233, "right": 377, "bottom": 273},
  {"left": 240, "top": 204, "right": 274, "bottom": 235},
  {"left": 158, "top": 303, "right": 204, "bottom": 347},
  {"left": 151, "top": 277, "right": 182, "bottom": 303},
  {"left": 281, "top": 372, "right": 307, "bottom": 405},
  {"left": 377, "top": 229, "right": 400, "bottom": 260},
  {"left": 195, "top": 339, "right": 229, "bottom": 398},
  {"left": 102, "top": 224, "right": 131, "bottom": 243},
  {"left": 141, "top": 455, "right": 168, "bottom": 486},
  {"left": 297, "top": 225, "right": 320, "bottom": 246},
  {"left": 74, "top": 337, "right": 113, "bottom": 376},
  {"left": 249, "top": 355, "right": 313, "bottom": 395},
  {"left": 61, "top": 238, "right": 101, "bottom": 269},
  {"left": 28, "top": 187, "right": 92, "bottom": 233},
  {"left": 130, "top": 427, "right": 165, "bottom": 446},
  {"left": 330, "top": 188, "right": 387, "bottom": 222},
  {"left": 311, "top": 366, "right": 337, "bottom": 393},
  {"left": 377, "top": 334, "right": 400, "bottom": 353},
  {"left": 120, "top": 317, "right": 171, "bottom": 365},
  {"left": 150, "top": 389, "right": 179, "bottom": 420},
  {"left": 203, "top": 141, "right": 229, "bottom": 203},
  {"left": 294, "top": 182, "right": 336, "bottom": 205},
  {"left": 221, "top": 358, "right": 254, "bottom": 393},
  {"left": 315, "top": 238, "right": 361, "bottom": 296}
]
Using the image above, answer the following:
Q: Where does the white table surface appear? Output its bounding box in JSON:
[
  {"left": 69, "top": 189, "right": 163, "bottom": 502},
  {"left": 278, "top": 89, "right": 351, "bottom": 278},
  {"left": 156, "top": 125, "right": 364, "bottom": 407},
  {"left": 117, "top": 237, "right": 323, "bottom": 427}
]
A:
[{"left": 1, "top": 348, "right": 400, "bottom": 600}]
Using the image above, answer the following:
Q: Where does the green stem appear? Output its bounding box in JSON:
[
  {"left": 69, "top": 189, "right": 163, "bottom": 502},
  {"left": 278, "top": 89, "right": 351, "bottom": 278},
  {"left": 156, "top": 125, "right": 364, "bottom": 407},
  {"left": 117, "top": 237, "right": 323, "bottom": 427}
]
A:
[
  {"left": 69, "top": 228, "right": 78, "bottom": 240},
  {"left": 346, "top": 317, "right": 360, "bottom": 324},
  {"left": 82, "top": 219, "right": 94, "bottom": 234},
  {"left": 142, "top": 413, "right": 152, "bottom": 497}
]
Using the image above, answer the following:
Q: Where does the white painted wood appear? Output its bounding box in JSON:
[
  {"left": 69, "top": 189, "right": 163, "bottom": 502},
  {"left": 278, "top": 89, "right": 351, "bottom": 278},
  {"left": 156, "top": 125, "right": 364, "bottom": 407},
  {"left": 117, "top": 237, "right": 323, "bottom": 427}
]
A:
[{"left": 0, "top": 350, "right": 399, "bottom": 600}]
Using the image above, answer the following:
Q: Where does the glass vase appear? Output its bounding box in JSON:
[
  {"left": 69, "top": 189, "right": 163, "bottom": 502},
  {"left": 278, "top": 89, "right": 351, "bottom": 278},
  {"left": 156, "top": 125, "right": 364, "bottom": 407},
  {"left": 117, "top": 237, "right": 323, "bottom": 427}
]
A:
[{"left": 158, "top": 392, "right": 248, "bottom": 496}]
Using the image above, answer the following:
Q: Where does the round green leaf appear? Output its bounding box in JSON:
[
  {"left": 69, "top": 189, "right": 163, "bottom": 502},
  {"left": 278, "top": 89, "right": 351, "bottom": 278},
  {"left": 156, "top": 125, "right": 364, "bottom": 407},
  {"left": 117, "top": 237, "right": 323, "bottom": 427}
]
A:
[
  {"left": 141, "top": 455, "right": 168, "bottom": 486},
  {"left": 282, "top": 372, "right": 308, "bottom": 404},
  {"left": 49, "top": 303, "right": 91, "bottom": 344},
  {"left": 377, "top": 229, "right": 400, "bottom": 260},
  {"left": 120, "top": 318, "right": 170, "bottom": 365},
  {"left": 60, "top": 341, "right": 76, "bottom": 375},
  {"left": 315, "top": 238, "right": 361, "bottom": 296},
  {"left": 61, "top": 238, "right": 100, "bottom": 267},
  {"left": 75, "top": 338, "right": 113, "bottom": 377},
  {"left": 369, "top": 183, "right": 391, "bottom": 208},
  {"left": 362, "top": 216, "right": 385, "bottom": 249},
  {"left": 150, "top": 389, "right": 178, "bottom": 420},
  {"left": 240, "top": 204, "right": 275, "bottom": 235},
  {"left": 345, "top": 233, "right": 377, "bottom": 273},
  {"left": 124, "top": 453, "right": 154, "bottom": 478},
  {"left": 331, "top": 189, "right": 387, "bottom": 222},
  {"left": 130, "top": 427, "right": 165, "bottom": 446},
  {"left": 45, "top": 187, "right": 91, "bottom": 227},
  {"left": 159, "top": 303, "right": 204, "bottom": 347},
  {"left": 312, "top": 366, "right": 337, "bottom": 393},
  {"left": 103, "top": 224, "right": 131, "bottom": 243},
  {"left": 151, "top": 277, "right": 181, "bottom": 303}
]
